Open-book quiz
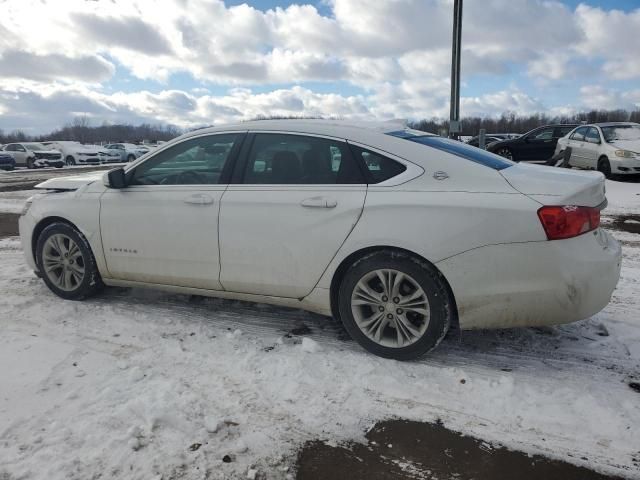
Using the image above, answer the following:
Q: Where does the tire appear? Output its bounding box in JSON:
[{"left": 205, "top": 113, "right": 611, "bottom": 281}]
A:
[
  {"left": 66, "top": 156, "right": 76, "bottom": 166},
  {"left": 495, "top": 147, "right": 515, "bottom": 161},
  {"left": 55, "top": 164, "right": 63, "bottom": 168},
  {"left": 127, "top": 154, "right": 136, "bottom": 162},
  {"left": 35, "top": 222, "right": 104, "bottom": 300},
  {"left": 597, "top": 156, "right": 612, "bottom": 179},
  {"left": 337, "top": 250, "right": 453, "bottom": 360},
  {"left": 27, "top": 158, "right": 35, "bottom": 169}
]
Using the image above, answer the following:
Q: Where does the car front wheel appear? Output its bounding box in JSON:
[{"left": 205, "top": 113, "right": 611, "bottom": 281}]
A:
[
  {"left": 597, "top": 156, "right": 612, "bottom": 179},
  {"left": 127, "top": 154, "right": 136, "bottom": 162},
  {"left": 36, "top": 222, "right": 104, "bottom": 300},
  {"left": 338, "top": 250, "right": 452, "bottom": 360},
  {"left": 66, "top": 156, "right": 76, "bottom": 166}
]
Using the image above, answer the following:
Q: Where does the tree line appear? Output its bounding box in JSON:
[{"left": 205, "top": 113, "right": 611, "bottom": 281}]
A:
[
  {"left": 410, "top": 109, "right": 640, "bottom": 136},
  {"left": 0, "top": 116, "right": 182, "bottom": 145},
  {"left": 1, "top": 109, "right": 639, "bottom": 145}
]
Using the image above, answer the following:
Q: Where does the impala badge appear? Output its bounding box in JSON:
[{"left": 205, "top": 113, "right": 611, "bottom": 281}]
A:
[{"left": 433, "top": 171, "right": 449, "bottom": 180}]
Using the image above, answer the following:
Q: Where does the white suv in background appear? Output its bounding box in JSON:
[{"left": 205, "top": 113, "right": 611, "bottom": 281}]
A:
[{"left": 555, "top": 122, "right": 640, "bottom": 178}]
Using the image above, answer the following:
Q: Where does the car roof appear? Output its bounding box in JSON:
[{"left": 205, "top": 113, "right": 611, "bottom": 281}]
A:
[{"left": 179, "top": 119, "right": 431, "bottom": 144}]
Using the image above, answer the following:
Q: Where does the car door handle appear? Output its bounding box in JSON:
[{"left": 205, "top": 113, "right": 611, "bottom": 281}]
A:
[
  {"left": 183, "top": 193, "right": 214, "bottom": 205},
  {"left": 301, "top": 196, "right": 338, "bottom": 208}
]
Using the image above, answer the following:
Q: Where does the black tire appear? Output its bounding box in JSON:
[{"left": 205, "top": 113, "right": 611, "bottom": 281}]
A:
[
  {"left": 127, "top": 154, "right": 136, "bottom": 162},
  {"left": 597, "top": 156, "right": 612, "bottom": 179},
  {"left": 35, "top": 222, "right": 104, "bottom": 300},
  {"left": 27, "top": 157, "right": 35, "bottom": 169},
  {"left": 337, "top": 250, "right": 453, "bottom": 360},
  {"left": 495, "top": 147, "right": 516, "bottom": 162},
  {"left": 55, "top": 164, "right": 63, "bottom": 168},
  {"left": 66, "top": 156, "right": 76, "bottom": 166}
]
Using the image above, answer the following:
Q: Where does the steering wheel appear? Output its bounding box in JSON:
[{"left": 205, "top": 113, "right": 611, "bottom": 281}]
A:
[{"left": 159, "top": 170, "right": 205, "bottom": 185}]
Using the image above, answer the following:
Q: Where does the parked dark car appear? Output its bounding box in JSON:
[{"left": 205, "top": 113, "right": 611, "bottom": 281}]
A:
[
  {"left": 0, "top": 151, "right": 16, "bottom": 171},
  {"left": 486, "top": 124, "right": 578, "bottom": 162}
]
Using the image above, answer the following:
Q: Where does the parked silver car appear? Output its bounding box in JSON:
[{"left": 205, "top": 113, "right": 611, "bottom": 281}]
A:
[{"left": 1, "top": 142, "right": 64, "bottom": 168}]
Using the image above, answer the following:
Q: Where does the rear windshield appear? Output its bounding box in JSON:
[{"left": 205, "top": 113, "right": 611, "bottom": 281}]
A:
[{"left": 387, "top": 130, "right": 514, "bottom": 170}]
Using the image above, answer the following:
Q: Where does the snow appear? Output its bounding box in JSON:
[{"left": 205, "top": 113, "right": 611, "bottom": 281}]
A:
[
  {"left": 605, "top": 179, "right": 640, "bottom": 215},
  {"left": 0, "top": 181, "right": 639, "bottom": 479},
  {"left": 0, "top": 189, "right": 36, "bottom": 214}
]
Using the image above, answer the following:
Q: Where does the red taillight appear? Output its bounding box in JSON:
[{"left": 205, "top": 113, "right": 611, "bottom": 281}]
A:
[{"left": 537, "top": 206, "right": 600, "bottom": 240}]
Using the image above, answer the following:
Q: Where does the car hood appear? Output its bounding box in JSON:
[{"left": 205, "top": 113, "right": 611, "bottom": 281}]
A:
[
  {"left": 500, "top": 163, "right": 605, "bottom": 207},
  {"left": 35, "top": 172, "right": 104, "bottom": 190},
  {"left": 608, "top": 139, "right": 640, "bottom": 152}
]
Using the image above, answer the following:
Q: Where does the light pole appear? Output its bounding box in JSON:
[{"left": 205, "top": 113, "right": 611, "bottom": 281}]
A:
[{"left": 449, "top": 0, "right": 463, "bottom": 139}]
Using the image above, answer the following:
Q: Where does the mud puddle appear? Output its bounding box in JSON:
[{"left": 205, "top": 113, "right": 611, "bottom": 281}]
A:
[
  {"left": 296, "top": 419, "right": 624, "bottom": 479},
  {"left": 606, "top": 214, "right": 640, "bottom": 235},
  {"left": 0, "top": 212, "right": 19, "bottom": 239}
]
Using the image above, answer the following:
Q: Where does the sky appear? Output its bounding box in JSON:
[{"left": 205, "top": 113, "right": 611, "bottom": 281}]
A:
[{"left": 0, "top": 0, "right": 639, "bottom": 134}]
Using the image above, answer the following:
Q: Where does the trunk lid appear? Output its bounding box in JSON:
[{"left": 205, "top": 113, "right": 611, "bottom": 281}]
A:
[
  {"left": 35, "top": 172, "right": 104, "bottom": 191},
  {"left": 500, "top": 163, "right": 605, "bottom": 207}
]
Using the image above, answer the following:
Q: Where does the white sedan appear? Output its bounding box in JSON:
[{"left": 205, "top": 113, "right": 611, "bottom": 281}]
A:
[
  {"left": 554, "top": 122, "right": 640, "bottom": 177},
  {"left": 19, "top": 120, "right": 622, "bottom": 360}
]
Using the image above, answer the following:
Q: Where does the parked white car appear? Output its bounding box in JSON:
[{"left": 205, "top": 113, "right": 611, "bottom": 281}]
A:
[
  {"left": 103, "top": 143, "right": 149, "bottom": 162},
  {"left": 42, "top": 141, "right": 115, "bottom": 166},
  {"left": 2, "top": 142, "right": 64, "bottom": 168},
  {"left": 554, "top": 122, "right": 640, "bottom": 177},
  {"left": 19, "top": 120, "right": 621, "bottom": 359}
]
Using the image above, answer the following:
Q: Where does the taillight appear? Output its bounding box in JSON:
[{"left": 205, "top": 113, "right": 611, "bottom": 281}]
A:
[{"left": 537, "top": 206, "right": 600, "bottom": 240}]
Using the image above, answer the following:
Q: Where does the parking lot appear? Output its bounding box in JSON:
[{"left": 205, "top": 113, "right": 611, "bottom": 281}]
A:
[{"left": 0, "top": 167, "right": 639, "bottom": 479}]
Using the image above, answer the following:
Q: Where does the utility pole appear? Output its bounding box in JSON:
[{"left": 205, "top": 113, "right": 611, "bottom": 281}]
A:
[{"left": 449, "top": 0, "right": 463, "bottom": 139}]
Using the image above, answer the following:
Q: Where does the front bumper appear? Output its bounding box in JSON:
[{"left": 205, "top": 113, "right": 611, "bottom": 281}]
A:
[
  {"left": 611, "top": 157, "right": 640, "bottom": 174},
  {"left": 437, "top": 228, "right": 622, "bottom": 329},
  {"left": 19, "top": 212, "right": 38, "bottom": 272}
]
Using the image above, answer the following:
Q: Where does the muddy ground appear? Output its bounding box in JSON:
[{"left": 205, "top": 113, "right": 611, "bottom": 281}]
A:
[{"left": 296, "top": 419, "right": 625, "bottom": 479}]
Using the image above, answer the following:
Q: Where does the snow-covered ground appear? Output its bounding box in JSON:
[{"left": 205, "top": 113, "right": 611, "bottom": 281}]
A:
[{"left": 0, "top": 179, "right": 639, "bottom": 479}]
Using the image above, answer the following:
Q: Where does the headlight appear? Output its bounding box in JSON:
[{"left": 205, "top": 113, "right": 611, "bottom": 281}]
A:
[{"left": 614, "top": 150, "right": 636, "bottom": 158}]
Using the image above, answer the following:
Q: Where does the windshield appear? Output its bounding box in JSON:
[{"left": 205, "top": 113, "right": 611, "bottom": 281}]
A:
[
  {"left": 387, "top": 130, "right": 514, "bottom": 170},
  {"left": 23, "top": 143, "right": 46, "bottom": 151},
  {"left": 601, "top": 125, "right": 640, "bottom": 142}
]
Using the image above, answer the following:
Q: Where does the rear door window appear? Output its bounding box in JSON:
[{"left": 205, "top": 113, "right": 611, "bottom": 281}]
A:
[
  {"left": 242, "top": 133, "right": 364, "bottom": 184},
  {"left": 585, "top": 127, "right": 601, "bottom": 144}
]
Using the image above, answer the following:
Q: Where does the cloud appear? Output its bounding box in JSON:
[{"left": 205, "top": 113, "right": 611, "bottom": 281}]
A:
[
  {"left": 71, "top": 14, "right": 174, "bottom": 55},
  {"left": 0, "top": 0, "right": 639, "bottom": 133},
  {"left": 0, "top": 50, "right": 114, "bottom": 83}
]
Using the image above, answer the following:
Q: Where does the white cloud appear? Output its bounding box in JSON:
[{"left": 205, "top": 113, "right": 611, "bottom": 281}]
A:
[{"left": 0, "top": 0, "right": 639, "bottom": 133}]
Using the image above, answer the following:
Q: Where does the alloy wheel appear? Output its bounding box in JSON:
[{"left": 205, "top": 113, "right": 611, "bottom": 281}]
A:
[
  {"left": 351, "top": 269, "right": 430, "bottom": 348},
  {"left": 496, "top": 148, "right": 513, "bottom": 160},
  {"left": 42, "top": 234, "right": 85, "bottom": 291}
]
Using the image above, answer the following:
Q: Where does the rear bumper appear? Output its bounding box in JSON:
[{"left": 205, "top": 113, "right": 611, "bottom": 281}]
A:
[{"left": 437, "top": 229, "right": 622, "bottom": 329}]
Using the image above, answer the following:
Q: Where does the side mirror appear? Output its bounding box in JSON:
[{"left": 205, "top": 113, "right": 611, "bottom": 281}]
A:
[{"left": 103, "top": 167, "right": 127, "bottom": 189}]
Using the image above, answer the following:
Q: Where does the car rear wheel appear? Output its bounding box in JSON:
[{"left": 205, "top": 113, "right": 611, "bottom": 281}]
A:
[
  {"left": 495, "top": 147, "right": 515, "bottom": 161},
  {"left": 338, "top": 250, "right": 452, "bottom": 360},
  {"left": 597, "top": 156, "right": 612, "bottom": 179},
  {"left": 66, "top": 156, "right": 76, "bottom": 166},
  {"left": 127, "top": 154, "right": 136, "bottom": 162},
  {"left": 36, "top": 222, "right": 104, "bottom": 300}
]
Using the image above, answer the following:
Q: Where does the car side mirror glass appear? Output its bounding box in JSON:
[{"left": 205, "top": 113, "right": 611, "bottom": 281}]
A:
[{"left": 103, "top": 167, "right": 127, "bottom": 189}]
